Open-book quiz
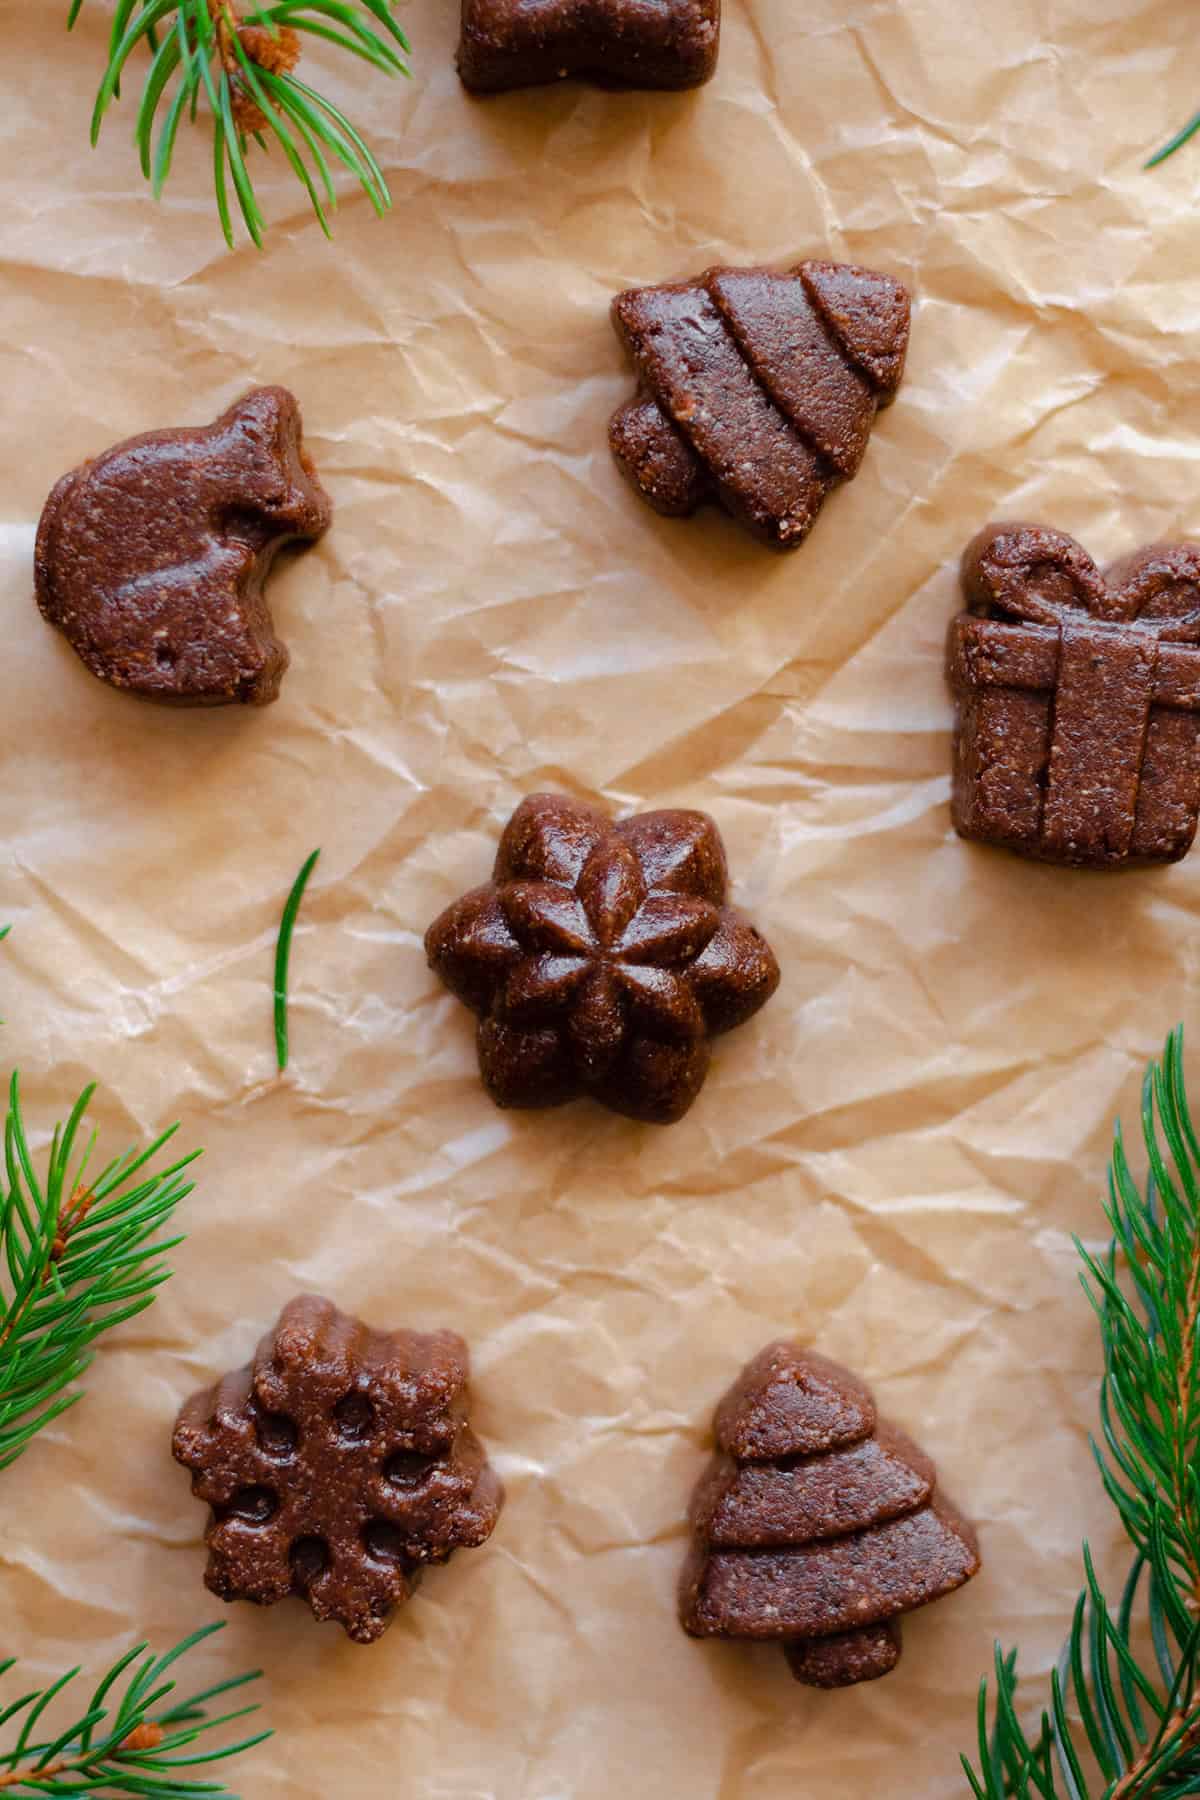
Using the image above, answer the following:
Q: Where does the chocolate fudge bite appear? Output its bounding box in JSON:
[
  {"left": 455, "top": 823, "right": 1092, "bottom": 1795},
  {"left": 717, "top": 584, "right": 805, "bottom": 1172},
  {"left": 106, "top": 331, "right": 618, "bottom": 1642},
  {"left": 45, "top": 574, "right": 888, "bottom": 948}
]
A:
[
  {"left": 425, "top": 792, "right": 780, "bottom": 1125},
  {"left": 35, "top": 387, "right": 331, "bottom": 706},
  {"left": 458, "top": 0, "right": 720, "bottom": 94},
  {"left": 610, "top": 260, "right": 911, "bottom": 548},
  {"left": 949, "top": 524, "right": 1200, "bottom": 868},
  {"left": 172, "top": 1296, "right": 503, "bottom": 1644},
  {"left": 680, "top": 1344, "right": 980, "bottom": 1687}
]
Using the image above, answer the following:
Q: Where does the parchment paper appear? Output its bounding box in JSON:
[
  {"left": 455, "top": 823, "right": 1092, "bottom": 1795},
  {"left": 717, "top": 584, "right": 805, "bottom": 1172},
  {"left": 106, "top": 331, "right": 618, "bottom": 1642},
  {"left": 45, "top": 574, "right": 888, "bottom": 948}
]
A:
[{"left": 2, "top": 0, "right": 1200, "bottom": 1793}]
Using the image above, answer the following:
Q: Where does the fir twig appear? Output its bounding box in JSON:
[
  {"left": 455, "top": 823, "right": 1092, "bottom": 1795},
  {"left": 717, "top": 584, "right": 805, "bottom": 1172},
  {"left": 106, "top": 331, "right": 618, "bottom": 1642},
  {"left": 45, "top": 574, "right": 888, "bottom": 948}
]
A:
[
  {"left": 71, "top": 0, "right": 410, "bottom": 245},
  {"left": 0, "top": 1621, "right": 269, "bottom": 1796},
  {"left": 963, "top": 1027, "right": 1200, "bottom": 1798},
  {"left": 273, "top": 848, "right": 320, "bottom": 1072},
  {"left": 0, "top": 1075, "right": 199, "bottom": 1472}
]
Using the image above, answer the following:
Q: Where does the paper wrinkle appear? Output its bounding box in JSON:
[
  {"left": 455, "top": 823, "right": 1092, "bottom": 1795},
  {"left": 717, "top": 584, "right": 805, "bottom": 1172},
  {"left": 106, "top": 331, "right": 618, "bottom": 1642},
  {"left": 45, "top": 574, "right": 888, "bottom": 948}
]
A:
[{"left": 2, "top": 0, "right": 1199, "bottom": 1793}]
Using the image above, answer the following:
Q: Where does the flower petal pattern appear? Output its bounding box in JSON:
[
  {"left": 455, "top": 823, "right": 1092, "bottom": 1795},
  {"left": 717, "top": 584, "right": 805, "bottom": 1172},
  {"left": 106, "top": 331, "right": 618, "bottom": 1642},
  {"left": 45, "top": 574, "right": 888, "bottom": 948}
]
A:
[
  {"left": 494, "top": 792, "right": 609, "bottom": 886},
  {"left": 567, "top": 968, "right": 626, "bottom": 1080},
  {"left": 616, "top": 964, "right": 706, "bottom": 1040},
  {"left": 500, "top": 881, "right": 593, "bottom": 953},
  {"left": 577, "top": 837, "right": 645, "bottom": 945},
  {"left": 501, "top": 955, "right": 591, "bottom": 1026},
  {"left": 619, "top": 893, "right": 721, "bottom": 966},
  {"left": 478, "top": 1017, "right": 576, "bottom": 1109},
  {"left": 615, "top": 809, "right": 728, "bottom": 901},
  {"left": 425, "top": 795, "right": 779, "bottom": 1124},
  {"left": 425, "top": 885, "right": 520, "bottom": 1015}
]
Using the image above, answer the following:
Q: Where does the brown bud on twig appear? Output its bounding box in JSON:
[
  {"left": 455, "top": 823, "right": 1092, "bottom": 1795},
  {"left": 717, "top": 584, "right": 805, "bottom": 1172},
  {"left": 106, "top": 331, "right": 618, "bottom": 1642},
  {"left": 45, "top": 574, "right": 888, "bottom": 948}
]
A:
[
  {"left": 121, "top": 1723, "right": 165, "bottom": 1754},
  {"left": 49, "top": 1187, "right": 94, "bottom": 1266},
  {"left": 231, "top": 23, "right": 301, "bottom": 135}
]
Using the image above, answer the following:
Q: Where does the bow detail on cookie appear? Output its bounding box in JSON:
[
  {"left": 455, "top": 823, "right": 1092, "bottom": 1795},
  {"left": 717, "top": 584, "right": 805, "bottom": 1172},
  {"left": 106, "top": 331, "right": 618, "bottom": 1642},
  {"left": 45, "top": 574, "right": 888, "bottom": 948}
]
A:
[{"left": 963, "top": 524, "right": 1200, "bottom": 641}]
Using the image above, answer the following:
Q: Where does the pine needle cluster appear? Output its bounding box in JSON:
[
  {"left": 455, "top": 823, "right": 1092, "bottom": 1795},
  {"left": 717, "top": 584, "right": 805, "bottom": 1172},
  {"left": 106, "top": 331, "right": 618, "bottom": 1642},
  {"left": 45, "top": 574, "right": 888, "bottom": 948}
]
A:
[
  {"left": 72, "top": 0, "right": 411, "bottom": 245},
  {"left": 0, "top": 1074, "right": 198, "bottom": 1471},
  {"left": 0, "top": 1622, "right": 268, "bottom": 1796},
  {"left": 963, "top": 1028, "right": 1200, "bottom": 1797}
]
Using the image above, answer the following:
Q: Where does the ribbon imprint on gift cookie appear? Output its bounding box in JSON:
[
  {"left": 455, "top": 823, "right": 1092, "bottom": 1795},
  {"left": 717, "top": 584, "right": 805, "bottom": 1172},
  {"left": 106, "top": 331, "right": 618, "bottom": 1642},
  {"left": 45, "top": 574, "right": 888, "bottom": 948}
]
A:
[{"left": 947, "top": 523, "right": 1200, "bottom": 869}]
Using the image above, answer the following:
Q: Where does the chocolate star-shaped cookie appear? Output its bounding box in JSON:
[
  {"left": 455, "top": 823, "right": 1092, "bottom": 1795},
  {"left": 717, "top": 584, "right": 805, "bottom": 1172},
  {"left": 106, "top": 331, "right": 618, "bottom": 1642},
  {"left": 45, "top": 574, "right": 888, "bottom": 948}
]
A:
[
  {"left": 425, "top": 793, "right": 780, "bottom": 1124},
  {"left": 457, "top": 0, "right": 720, "bottom": 95}
]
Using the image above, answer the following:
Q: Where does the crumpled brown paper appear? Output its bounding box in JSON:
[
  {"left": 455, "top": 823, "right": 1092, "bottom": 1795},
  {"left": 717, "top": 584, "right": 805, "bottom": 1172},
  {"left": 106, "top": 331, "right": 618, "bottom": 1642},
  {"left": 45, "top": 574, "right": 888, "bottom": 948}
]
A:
[{"left": 2, "top": 0, "right": 1199, "bottom": 1792}]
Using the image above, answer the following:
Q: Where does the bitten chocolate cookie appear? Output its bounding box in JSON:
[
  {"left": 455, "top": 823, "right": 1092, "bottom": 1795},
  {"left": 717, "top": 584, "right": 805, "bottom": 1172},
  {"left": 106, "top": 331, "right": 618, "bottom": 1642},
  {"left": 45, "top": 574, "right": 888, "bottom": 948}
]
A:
[
  {"left": 680, "top": 1344, "right": 980, "bottom": 1687},
  {"left": 172, "top": 1295, "right": 503, "bottom": 1644},
  {"left": 35, "top": 387, "right": 331, "bottom": 706},
  {"left": 610, "top": 260, "right": 910, "bottom": 548},
  {"left": 949, "top": 524, "right": 1200, "bottom": 869},
  {"left": 457, "top": 0, "right": 719, "bottom": 94},
  {"left": 425, "top": 793, "right": 780, "bottom": 1125}
]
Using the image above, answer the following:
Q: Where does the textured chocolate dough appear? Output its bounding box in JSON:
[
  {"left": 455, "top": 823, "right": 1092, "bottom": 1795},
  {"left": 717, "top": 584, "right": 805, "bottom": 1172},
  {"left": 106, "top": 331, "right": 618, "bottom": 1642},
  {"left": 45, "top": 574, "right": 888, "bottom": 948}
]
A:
[
  {"left": 35, "top": 387, "right": 331, "bottom": 706},
  {"left": 680, "top": 1343, "right": 980, "bottom": 1688},
  {"left": 458, "top": 0, "right": 720, "bottom": 94},
  {"left": 784, "top": 1622, "right": 903, "bottom": 1689},
  {"left": 172, "top": 1296, "right": 503, "bottom": 1644},
  {"left": 949, "top": 522, "right": 1200, "bottom": 869},
  {"left": 609, "top": 260, "right": 910, "bottom": 548},
  {"left": 425, "top": 792, "right": 780, "bottom": 1125}
]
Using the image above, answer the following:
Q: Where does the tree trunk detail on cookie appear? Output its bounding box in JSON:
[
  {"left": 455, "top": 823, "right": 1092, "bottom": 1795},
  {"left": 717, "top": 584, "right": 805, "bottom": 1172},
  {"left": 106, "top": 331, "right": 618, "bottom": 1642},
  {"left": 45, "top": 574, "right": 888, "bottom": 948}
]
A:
[
  {"left": 609, "top": 261, "right": 911, "bottom": 548},
  {"left": 679, "top": 1343, "right": 980, "bottom": 1687}
]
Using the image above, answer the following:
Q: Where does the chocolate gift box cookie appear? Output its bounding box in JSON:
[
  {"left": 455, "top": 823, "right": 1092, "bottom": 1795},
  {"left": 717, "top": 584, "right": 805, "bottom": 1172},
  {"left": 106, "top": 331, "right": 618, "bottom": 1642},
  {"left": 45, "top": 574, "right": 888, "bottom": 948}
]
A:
[
  {"left": 425, "top": 793, "right": 780, "bottom": 1125},
  {"left": 610, "top": 260, "right": 911, "bottom": 548},
  {"left": 457, "top": 0, "right": 719, "bottom": 94},
  {"left": 35, "top": 387, "right": 331, "bottom": 706},
  {"left": 948, "top": 524, "right": 1200, "bottom": 869},
  {"left": 172, "top": 1295, "right": 503, "bottom": 1644},
  {"left": 680, "top": 1344, "right": 980, "bottom": 1687}
]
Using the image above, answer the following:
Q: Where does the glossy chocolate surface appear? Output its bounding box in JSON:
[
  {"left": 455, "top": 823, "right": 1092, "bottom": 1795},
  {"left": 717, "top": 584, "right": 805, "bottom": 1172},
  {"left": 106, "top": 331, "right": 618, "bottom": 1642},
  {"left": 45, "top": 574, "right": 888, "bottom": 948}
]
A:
[{"left": 425, "top": 792, "right": 780, "bottom": 1125}]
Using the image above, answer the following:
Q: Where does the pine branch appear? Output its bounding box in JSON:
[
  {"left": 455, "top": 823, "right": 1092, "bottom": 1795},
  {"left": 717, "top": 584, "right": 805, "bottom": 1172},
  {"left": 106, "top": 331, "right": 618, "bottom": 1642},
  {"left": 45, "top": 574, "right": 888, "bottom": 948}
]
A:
[
  {"left": 0, "top": 1621, "right": 269, "bottom": 1796},
  {"left": 71, "top": 0, "right": 410, "bottom": 246},
  {"left": 963, "top": 1027, "right": 1200, "bottom": 1798},
  {"left": 0, "top": 1073, "right": 200, "bottom": 1472}
]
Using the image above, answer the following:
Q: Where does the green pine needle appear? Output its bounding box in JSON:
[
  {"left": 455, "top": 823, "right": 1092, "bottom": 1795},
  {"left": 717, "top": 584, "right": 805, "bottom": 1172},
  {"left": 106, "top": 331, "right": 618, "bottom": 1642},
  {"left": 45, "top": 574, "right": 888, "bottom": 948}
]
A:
[
  {"left": 0, "top": 1075, "right": 200, "bottom": 1473},
  {"left": 72, "top": 0, "right": 410, "bottom": 244},
  {"left": 962, "top": 1027, "right": 1200, "bottom": 1797},
  {"left": 273, "top": 849, "right": 320, "bottom": 1072},
  {"left": 0, "top": 1621, "right": 269, "bottom": 1796},
  {"left": 1148, "top": 112, "right": 1200, "bottom": 169}
]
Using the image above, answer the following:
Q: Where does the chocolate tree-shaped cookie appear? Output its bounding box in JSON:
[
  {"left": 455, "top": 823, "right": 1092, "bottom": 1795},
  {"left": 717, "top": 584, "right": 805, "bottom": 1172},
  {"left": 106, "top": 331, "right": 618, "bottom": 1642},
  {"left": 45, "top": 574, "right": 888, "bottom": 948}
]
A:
[
  {"left": 172, "top": 1295, "right": 503, "bottom": 1644},
  {"left": 425, "top": 792, "right": 780, "bottom": 1125},
  {"left": 680, "top": 1344, "right": 980, "bottom": 1687},
  {"left": 457, "top": 0, "right": 719, "bottom": 94},
  {"left": 610, "top": 261, "right": 911, "bottom": 548},
  {"left": 949, "top": 523, "right": 1200, "bottom": 868},
  {"left": 35, "top": 387, "right": 331, "bottom": 706}
]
